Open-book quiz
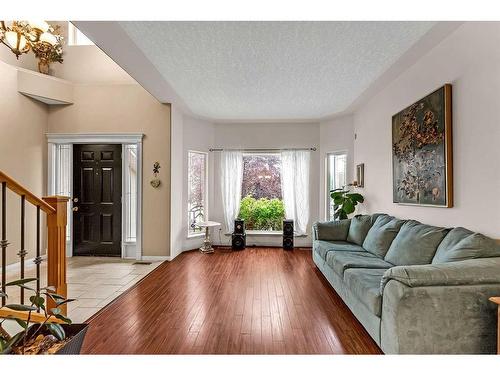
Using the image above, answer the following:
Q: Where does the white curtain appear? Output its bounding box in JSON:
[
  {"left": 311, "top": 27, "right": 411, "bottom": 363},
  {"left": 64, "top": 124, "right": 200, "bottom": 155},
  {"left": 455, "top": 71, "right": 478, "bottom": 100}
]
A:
[
  {"left": 280, "top": 150, "right": 310, "bottom": 235},
  {"left": 220, "top": 150, "right": 243, "bottom": 233}
]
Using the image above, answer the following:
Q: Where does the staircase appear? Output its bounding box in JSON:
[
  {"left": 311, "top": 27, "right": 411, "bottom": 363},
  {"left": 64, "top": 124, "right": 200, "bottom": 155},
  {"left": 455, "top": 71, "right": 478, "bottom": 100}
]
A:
[{"left": 0, "top": 170, "right": 68, "bottom": 323}]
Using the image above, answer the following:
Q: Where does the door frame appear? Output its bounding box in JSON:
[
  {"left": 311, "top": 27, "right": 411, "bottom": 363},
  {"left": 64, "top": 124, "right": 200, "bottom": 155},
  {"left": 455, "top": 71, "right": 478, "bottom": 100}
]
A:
[{"left": 47, "top": 133, "right": 144, "bottom": 260}]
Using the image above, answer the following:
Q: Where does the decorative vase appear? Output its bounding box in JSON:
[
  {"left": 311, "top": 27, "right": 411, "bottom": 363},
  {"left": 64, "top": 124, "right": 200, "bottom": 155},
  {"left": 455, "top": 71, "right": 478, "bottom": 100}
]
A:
[{"left": 38, "top": 60, "right": 50, "bottom": 75}]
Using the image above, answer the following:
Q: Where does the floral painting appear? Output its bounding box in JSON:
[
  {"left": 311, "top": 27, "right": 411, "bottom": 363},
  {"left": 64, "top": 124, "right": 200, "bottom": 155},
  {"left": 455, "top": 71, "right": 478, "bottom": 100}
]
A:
[{"left": 392, "top": 85, "right": 453, "bottom": 207}]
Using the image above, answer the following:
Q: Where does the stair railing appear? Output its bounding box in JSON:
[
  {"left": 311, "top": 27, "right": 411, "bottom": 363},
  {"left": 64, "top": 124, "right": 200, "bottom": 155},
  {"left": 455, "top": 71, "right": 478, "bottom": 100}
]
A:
[{"left": 0, "top": 170, "right": 68, "bottom": 318}]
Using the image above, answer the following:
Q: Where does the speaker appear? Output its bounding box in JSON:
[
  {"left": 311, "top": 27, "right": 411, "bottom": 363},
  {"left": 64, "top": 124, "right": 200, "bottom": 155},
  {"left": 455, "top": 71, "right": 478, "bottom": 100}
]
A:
[
  {"left": 283, "top": 219, "right": 294, "bottom": 250},
  {"left": 232, "top": 233, "right": 246, "bottom": 250},
  {"left": 234, "top": 218, "right": 245, "bottom": 234}
]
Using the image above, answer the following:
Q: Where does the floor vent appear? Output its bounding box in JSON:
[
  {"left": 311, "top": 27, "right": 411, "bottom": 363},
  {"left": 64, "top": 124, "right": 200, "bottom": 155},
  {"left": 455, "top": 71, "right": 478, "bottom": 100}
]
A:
[{"left": 132, "top": 261, "right": 152, "bottom": 265}]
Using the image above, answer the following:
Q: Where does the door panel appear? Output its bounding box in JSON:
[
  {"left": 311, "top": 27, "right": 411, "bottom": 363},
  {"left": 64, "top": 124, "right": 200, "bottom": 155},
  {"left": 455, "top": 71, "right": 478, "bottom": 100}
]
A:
[{"left": 73, "top": 144, "right": 122, "bottom": 256}]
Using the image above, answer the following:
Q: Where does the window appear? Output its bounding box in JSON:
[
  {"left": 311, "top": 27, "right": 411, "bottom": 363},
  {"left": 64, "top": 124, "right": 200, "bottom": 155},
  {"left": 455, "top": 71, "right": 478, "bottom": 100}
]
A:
[
  {"left": 124, "top": 145, "right": 138, "bottom": 242},
  {"left": 188, "top": 151, "right": 207, "bottom": 236},
  {"left": 68, "top": 22, "right": 94, "bottom": 46},
  {"left": 326, "top": 152, "right": 347, "bottom": 221},
  {"left": 239, "top": 153, "right": 285, "bottom": 231}
]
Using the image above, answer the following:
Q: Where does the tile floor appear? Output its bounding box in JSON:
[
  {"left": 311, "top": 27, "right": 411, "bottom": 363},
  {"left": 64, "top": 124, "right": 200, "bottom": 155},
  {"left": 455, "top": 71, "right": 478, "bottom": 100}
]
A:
[{"left": 2, "top": 256, "right": 163, "bottom": 323}]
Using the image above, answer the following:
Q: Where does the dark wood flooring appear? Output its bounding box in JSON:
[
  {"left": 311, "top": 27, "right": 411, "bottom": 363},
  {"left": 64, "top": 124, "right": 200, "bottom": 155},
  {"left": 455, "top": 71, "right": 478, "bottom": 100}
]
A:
[{"left": 81, "top": 247, "right": 382, "bottom": 354}]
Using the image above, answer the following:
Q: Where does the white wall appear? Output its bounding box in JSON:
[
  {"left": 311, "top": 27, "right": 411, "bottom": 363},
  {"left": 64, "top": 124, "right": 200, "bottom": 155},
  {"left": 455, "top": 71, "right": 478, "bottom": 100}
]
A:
[
  {"left": 353, "top": 22, "right": 500, "bottom": 237},
  {"left": 181, "top": 115, "right": 215, "bottom": 251},
  {"left": 211, "top": 122, "right": 320, "bottom": 247},
  {"left": 319, "top": 115, "right": 355, "bottom": 221}
]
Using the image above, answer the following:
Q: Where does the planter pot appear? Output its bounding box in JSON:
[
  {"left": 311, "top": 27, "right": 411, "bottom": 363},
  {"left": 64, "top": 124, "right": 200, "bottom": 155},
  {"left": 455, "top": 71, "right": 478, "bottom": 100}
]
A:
[
  {"left": 24, "top": 323, "right": 88, "bottom": 355},
  {"left": 37, "top": 60, "right": 50, "bottom": 75}
]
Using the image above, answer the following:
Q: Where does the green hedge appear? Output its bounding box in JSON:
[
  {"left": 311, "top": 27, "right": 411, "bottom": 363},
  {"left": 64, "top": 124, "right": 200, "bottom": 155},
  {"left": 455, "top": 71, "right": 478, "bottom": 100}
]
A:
[{"left": 239, "top": 195, "right": 285, "bottom": 231}]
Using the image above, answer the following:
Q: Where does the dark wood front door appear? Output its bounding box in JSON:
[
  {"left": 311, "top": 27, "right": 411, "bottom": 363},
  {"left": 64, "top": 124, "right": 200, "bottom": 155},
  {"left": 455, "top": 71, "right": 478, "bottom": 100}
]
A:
[{"left": 73, "top": 144, "right": 122, "bottom": 256}]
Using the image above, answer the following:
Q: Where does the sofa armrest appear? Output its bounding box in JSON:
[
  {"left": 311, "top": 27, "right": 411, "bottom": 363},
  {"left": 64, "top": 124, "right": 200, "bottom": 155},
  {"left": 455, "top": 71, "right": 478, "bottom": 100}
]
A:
[
  {"left": 380, "top": 257, "right": 500, "bottom": 293},
  {"left": 312, "top": 219, "right": 351, "bottom": 241}
]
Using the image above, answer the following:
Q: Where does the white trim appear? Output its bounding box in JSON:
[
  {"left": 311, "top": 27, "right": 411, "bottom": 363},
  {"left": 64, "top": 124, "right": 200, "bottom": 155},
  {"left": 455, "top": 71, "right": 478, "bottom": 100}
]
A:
[
  {"left": 46, "top": 133, "right": 144, "bottom": 144},
  {"left": 140, "top": 256, "right": 171, "bottom": 262},
  {"left": 46, "top": 133, "right": 144, "bottom": 260}
]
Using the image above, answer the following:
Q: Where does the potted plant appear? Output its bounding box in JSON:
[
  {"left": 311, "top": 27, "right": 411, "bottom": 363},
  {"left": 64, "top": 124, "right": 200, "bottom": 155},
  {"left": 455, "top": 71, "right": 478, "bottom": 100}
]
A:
[
  {"left": 0, "top": 278, "right": 87, "bottom": 355},
  {"left": 330, "top": 186, "right": 364, "bottom": 220}
]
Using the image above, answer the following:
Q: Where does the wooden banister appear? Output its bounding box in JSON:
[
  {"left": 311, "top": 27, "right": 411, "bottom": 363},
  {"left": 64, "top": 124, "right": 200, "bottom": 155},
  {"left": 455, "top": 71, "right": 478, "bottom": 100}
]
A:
[
  {"left": 43, "top": 196, "right": 69, "bottom": 315},
  {"left": 0, "top": 171, "right": 55, "bottom": 214},
  {"left": 0, "top": 170, "right": 68, "bottom": 316}
]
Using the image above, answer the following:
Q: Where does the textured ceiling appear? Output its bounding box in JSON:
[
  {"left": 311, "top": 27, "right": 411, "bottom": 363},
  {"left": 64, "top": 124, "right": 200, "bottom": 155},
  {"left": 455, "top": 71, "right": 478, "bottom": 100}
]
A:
[{"left": 119, "top": 21, "right": 434, "bottom": 120}]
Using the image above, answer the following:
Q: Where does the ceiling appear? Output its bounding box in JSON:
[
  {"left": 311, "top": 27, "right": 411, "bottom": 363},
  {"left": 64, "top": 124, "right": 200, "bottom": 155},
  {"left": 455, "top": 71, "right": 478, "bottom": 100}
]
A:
[{"left": 115, "top": 21, "right": 435, "bottom": 120}]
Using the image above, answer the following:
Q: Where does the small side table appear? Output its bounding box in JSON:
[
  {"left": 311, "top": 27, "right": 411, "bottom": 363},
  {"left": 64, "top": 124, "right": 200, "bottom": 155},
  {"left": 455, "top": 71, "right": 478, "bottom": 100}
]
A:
[
  {"left": 197, "top": 221, "right": 221, "bottom": 254},
  {"left": 489, "top": 297, "right": 500, "bottom": 354}
]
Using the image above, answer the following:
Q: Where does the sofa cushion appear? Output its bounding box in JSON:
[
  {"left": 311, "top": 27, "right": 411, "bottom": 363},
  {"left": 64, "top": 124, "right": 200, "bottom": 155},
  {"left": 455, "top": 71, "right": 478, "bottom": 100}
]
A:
[
  {"left": 314, "top": 240, "right": 365, "bottom": 260},
  {"left": 326, "top": 250, "right": 393, "bottom": 277},
  {"left": 362, "top": 215, "right": 405, "bottom": 258},
  {"left": 432, "top": 228, "right": 500, "bottom": 264},
  {"left": 315, "top": 219, "right": 351, "bottom": 241},
  {"left": 344, "top": 268, "right": 386, "bottom": 317},
  {"left": 384, "top": 220, "right": 449, "bottom": 266},
  {"left": 347, "top": 215, "right": 374, "bottom": 245}
]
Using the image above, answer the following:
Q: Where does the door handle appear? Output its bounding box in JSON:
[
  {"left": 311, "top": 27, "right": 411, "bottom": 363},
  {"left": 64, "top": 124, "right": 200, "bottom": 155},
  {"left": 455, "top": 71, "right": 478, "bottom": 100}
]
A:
[
  {"left": 73, "top": 197, "right": 79, "bottom": 203},
  {"left": 72, "top": 206, "right": 79, "bottom": 212}
]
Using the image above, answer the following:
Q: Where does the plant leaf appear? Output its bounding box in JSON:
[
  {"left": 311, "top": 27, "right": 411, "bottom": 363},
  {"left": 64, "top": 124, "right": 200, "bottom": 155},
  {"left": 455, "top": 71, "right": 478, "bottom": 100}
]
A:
[
  {"left": 56, "top": 298, "right": 76, "bottom": 306},
  {"left": 5, "top": 278, "right": 37, "bottom": 286},
  {"left": 4, "top": 304, "right": 37, "bottom": 312},
  {"left": 29, "top": 295, "right": 45, "bottom": 308},
  {"left": 342, "top": 199, "right": 355, "bottom": 214},
  {"left": 346, "top": 193, "right": 364, "bottom": 203},
  {"left": 41, "top": 286, "right": 56, "bottom": 292},
  {"left": 55, "top": 314, "right": 72, "bottom": 324},
  {"left": 0, "top": 291, "right": 7, "bottom": 298},
  {"left": 50, "top": 307, "right": 62, "bottom": 316},
  {"left": 47, "top": 323, "right": 65, "bottom": 341}
]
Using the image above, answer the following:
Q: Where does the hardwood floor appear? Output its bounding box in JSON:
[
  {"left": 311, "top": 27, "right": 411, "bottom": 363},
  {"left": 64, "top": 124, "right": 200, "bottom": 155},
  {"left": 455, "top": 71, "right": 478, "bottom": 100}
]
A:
[{"left": 81, "top": 247, "right": 382, "bottom": 354}]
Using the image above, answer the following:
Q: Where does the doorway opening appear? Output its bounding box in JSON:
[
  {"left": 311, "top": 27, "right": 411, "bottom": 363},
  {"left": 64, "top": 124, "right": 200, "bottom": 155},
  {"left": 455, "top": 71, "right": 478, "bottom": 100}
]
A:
[{"left": 47, "top": 133, "right": 143, "bottom": 260}]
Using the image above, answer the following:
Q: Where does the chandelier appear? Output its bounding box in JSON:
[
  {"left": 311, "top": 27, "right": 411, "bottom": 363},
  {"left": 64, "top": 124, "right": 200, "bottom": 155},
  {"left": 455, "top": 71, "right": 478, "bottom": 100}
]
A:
[{"left": 0, "top": 20, "right": 63, "bottom": 74}]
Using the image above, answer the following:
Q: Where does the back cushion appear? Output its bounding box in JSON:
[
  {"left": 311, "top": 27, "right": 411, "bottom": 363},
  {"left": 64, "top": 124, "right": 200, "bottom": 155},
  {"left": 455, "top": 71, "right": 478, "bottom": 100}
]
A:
[
  {"left": 362, "top": 215, "right": 405, "bottom": 258},
  {"left": 316, "top": 219, "right": 351, "bottom": 241},
  {"left": 384, "top": 220, "right": 449, "bottom": 266},
  {"left": 347, "top": 215, "right": 374, "bottom": 246},
  {"left": 432, "top": 227, "right": 500, "bottom": 264}
]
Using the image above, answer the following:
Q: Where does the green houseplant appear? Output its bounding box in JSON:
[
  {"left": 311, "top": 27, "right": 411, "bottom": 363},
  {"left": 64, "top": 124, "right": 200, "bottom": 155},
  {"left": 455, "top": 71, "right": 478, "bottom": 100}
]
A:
[
  {"left": 0, "top": 278, "right": 86, "bottom": 355},
  {"left": 330, "top": 187, "right": 364, "bottom": 220}
]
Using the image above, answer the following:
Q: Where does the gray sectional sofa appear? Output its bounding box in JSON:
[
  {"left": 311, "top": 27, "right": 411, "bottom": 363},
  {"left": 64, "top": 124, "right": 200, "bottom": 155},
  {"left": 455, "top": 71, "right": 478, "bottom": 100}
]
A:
[{"left": 312, "top": 213, "right": 500, "bottom": 354}]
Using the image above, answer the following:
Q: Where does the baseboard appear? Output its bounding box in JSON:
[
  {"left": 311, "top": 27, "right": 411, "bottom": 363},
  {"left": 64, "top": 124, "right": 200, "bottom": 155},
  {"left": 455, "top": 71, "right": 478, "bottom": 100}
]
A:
[
  {"left": 5, "top": 254, "right": 48, "bottom": 272},
  {"left": 140, "top": 255, "right": 172, "bottom": 262}
]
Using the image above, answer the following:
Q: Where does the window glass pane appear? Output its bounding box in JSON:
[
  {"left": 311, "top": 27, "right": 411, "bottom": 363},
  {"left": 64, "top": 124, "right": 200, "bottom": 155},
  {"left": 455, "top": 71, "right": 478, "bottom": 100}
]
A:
[
  {"left": 68, "top": 22, "right": 94, "bottom": 46},
  {"left": 327, "top": 153, "right": 347, "bottom": 221},
  {"left": 56, "top": 145, "right": 71, "bottom": 241},
  {"left": 239, "top": 154, "right": 284, "bottom": 231},
  {"left": 188, "top": 152, "right": 207, "bottom": 235},
  {"left": 125, "top": 145, "right": 137, "bottom": 242}
]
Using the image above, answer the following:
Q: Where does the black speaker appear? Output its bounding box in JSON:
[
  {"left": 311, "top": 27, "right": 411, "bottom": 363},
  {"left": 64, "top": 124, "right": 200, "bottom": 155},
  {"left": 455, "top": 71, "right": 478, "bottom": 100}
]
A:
[
  {"left": 234, "top": 218, "right": 245, "bottom": 234},
  {"left": 232, "top": 233, "right": 246, "bottom": 250},
  {"left": 283, "top": 220, "right": 294, "bottom": 250}
]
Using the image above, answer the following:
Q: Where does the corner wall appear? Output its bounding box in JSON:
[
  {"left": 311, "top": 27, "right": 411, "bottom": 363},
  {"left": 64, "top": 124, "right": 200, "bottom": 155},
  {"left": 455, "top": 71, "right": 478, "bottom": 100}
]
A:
[
  {"left": 0, "top": 60, "right": 48, "bottom": 265},
  {"left": 353, "top": 22, "right": 500, "bottom": 237}
]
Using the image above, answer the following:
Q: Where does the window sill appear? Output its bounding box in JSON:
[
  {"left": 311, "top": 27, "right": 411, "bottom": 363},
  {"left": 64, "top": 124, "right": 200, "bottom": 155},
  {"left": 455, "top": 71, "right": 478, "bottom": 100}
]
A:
[{"left": 187, "top": 233, "right": 205, "bottom": 239}]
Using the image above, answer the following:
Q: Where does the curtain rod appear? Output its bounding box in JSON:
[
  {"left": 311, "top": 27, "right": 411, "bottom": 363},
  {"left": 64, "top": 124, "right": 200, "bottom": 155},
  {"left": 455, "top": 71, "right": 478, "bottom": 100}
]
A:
[{"left": 209, "top": 147, "right": 317, "bottom": 152}]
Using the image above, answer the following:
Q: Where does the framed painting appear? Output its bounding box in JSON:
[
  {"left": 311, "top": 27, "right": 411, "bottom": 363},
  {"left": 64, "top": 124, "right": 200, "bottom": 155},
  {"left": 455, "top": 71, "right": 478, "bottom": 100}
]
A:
[{"left": 392, "top": 84, "right": 453, "bottom": 207}]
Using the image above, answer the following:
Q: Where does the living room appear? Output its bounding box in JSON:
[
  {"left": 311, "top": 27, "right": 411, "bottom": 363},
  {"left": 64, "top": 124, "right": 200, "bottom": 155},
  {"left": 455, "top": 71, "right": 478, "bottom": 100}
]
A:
[{"left": 1, "top": 0, "right": 500, "bottom": 372}]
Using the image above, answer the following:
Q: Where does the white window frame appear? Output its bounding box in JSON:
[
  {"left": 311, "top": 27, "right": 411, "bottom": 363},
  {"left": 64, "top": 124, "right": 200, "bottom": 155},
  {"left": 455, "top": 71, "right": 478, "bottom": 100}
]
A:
[
  {"left": 67, "top": 22, "right": 94, "bottom": 46},
  {"left": 326, "top": 151, "right": 348, "bottom": 221},
  {"left": 187, "top": 150, "right": 208, "bottom": 238},
  {"left": 47, "top": 133, "right": 143, "bottom": 260}
]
